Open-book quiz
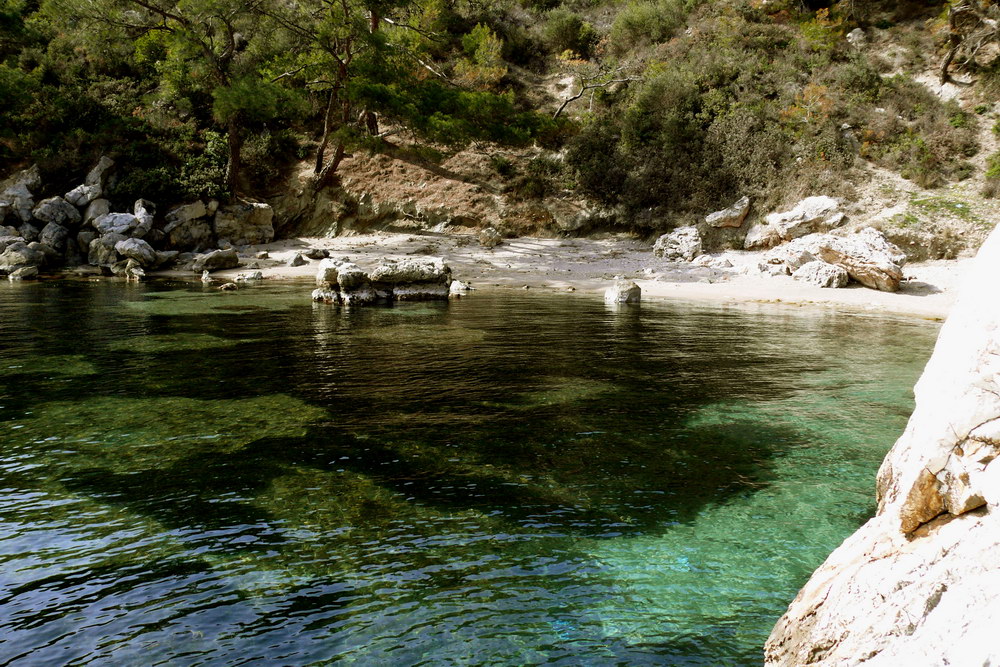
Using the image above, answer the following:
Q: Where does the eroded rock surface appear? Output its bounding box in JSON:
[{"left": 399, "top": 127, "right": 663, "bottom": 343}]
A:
[
  {"left": 653, "top": 226, "right": 702, "bottom": 261},
  {"left": 765, "top": 223, "right": 1000, "bottom": 667}
]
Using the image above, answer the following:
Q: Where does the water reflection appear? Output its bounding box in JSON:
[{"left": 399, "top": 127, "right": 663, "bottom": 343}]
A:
[{"left": 0, "top": 282, "right": 936, "bottom": 665}]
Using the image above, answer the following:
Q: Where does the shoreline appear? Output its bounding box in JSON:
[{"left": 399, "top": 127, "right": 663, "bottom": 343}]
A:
[{"left": 158, "top": 231, "right": 965, "bottom": 321}]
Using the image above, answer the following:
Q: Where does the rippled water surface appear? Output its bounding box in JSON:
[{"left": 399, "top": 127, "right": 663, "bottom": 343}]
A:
[{"left": 0, "top": 280, "right": 939, "bottom": 665}]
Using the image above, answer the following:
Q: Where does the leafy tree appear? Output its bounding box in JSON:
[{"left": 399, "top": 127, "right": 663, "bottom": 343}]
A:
[{"left": 43, "top": 0, "right": 292, "bottom": 195}]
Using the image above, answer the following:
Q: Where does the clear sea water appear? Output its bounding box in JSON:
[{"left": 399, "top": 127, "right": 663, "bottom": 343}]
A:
[{"left": 0, "top": 280, "right": 938, "bottom": 666}]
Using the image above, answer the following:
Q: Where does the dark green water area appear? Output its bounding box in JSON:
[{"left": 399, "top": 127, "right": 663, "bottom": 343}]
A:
[{"left": 0, "top": 280, "right": 939, "bottom": 665}]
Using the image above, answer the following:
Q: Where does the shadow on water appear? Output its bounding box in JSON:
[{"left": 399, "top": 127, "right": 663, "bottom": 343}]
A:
[{"left": 0, "top": 281, "right": 938, "bottom": 665}]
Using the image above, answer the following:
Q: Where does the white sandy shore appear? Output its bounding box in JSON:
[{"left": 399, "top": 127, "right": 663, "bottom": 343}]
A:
[{"left": 195, "top": 231, "right": 968, "bottom": 321}]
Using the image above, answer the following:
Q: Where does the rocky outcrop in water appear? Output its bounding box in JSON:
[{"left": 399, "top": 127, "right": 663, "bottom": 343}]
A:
[
  {"left": 765, "top": 223, "right": 1000, "bottom": 666},
  {"left": 604, "top": 278, "right": 641, "bottom": 304},
  {"left": 0, "top": 161, "right": 275, "bottom": 280},
  {"left": 313, "top": 256, "right": 452, "bottom": 305}
]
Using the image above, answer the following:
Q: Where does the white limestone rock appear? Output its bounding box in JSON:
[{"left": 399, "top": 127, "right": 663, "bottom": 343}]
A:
[
  {"left": 815, "top": 227, "right": 904, "bottom": 292},
  {"left": 33, "top": 197, "right": 81, "bottom": 227},
  {"left": 764, "top": 221, "right": 1000, "bottom": 667},
  {"left": 192, "top": 248, "right": 239, "bottom": 273},
  {"left": 791, "top": 260, "right": 849, "bottom": 288},
  {"left": 653, "top": 226, "right": 702, "bottom": 261},
  {"left": 65, "top": 184, "right": 102, "bottom": 207},
  {"left": 93, "top": 213, "right": 138, "bottom": 236},
  {"left": 745, "top": 196, "right": 844, "bottom": 249},
  {"left": 705, "top": 196, "right": 750, "bottom": 228},
  {"left": 115, "top": 238, "right": 157, "bottom": 267},
  {"left": 84, "top": 156, "right": 114, "bottom": 188},
  {"left": 369, "top": 257, "right": 451, "bottom": 285},
  {"left": 604, "top": 278, "right": 641, "bottom": 304}
]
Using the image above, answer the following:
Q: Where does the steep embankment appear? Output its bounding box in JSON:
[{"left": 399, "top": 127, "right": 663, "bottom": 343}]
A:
[{"left": 764, "top": 224, "right": 1000, "bottom": 665}]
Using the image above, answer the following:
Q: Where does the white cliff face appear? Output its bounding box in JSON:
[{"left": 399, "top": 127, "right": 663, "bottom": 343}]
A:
[{"left": 764, "top": 224, "right": 1000, "bottom": 666}]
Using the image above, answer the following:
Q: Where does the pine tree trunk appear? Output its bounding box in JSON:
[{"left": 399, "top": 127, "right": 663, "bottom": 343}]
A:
[{"left": 226, "top": 119, "right": 244, "bottom": 196}]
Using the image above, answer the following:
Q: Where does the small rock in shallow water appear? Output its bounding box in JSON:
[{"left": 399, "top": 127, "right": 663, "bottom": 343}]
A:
[
  {"left": 256, "top": 251, "right": 269, "bottom": 260},
  {"left": 219, "top": 282, "right": 238, "bottom": 291},
  {"left": 604, "top": 278, "right": 641, "bottom": 304}
]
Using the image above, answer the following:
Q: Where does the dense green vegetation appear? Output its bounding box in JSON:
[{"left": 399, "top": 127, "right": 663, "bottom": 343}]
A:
[{"left": 1, "top": 0, "right": 998, "bottom": 222}]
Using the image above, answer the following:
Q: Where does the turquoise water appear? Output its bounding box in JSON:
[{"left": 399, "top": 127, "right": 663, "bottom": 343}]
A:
[{"left": 0, "top": 281, "right": 937, "bottom": 665}]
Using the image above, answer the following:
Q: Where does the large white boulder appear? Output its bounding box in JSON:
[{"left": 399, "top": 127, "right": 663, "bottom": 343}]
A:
[
  {"left": 815, "top": 228, "right": 905, "bottom": 292},
  {"left": 791, "top": 260, "right": 849, "bottom": 288},
  {"left": 746, "top": 196, "right": 844, "bottom": 249},
  {"left": 765, "top": 221, "right": 1000, "bottom": 666},
  {"left": 604, "top": 278, "right": 641, "bottom": 304},
  {"left": 705, "top": 195, "right": 750, "bottom": 228},
  {"left": 653, "top": 226, "right": 702, "bottom": 261}
]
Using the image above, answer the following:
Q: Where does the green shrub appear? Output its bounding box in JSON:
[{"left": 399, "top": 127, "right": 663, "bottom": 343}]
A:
[
  {"left": 608, "top": 0, "right": 688, "bottom": 56},
  {"left": 542, "top": 9, "right": 598, "bottom": 59}
]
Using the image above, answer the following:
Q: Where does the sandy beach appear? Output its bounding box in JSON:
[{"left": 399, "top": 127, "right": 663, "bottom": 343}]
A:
[{"left": 197, "top": 231, "right": 969, "bottom": 321}]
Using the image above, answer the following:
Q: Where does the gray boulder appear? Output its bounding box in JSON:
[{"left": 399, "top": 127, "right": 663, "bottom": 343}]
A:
[
  {"left": 315, "top": 257, "right": 344, "bottom": 286},
  {"left": 304, "top": 248, "right": 329, "bottom": 260},
  {"left": 76, "top": 230, "right": 97, "bottom": 253},
  {"left": 8, "top": 266, "right": 38, "bottom": 280},
  {"left": 2, "top": 183, "right": 35, "bottom": 223},
  {"left": 653, "top": 226, "right": 702, "bottom": 261},
  {"left": 153, "top": 250, "right": 179, "bottom": 268},
  {"left": 39, "top": 222, "right": 70, "bottom": 252},
  {"left": 33, "top": 197, "right": 81, "bottom": 227},
  {"left": 792, "top": 260, "right": 850, "bottom": 288},
  {"left": 65, "top": 184, "right": 101, "bottom": 207},
  {"left": 745, "top": 196, "right": 844, "bottom": 250},
  {"left": 705, "top": 196, "right": 751, "bottom": 228},
  {"left": 478, "top": 227, "right": 502, "bottom": 249},
  {"left": 1, "top": 164, "right": 40, "bottom": 192},
  {"left": 88, "top": 233, "right": 126, "bottom": 267},
  {"left": 369, "top": 257, "right": 451, "bottom": 285},
  {"left": 288, "top": 253, "right": 307, "bottom": 267},
  {"left": 336, "top": 263, "right": 369, "bottom": 290},
  {"left": 815, "top": 228, "right": 905, "bottom": 292},
  {"left": 191, "top": 248, "right": 239, "bottom": 273},
  {"left": 0, "top": 242, "right": 45, "bottom": 274},
  {"left": 312, "top": 287, "right": 340, "bottom": 304},
  {"left": 165, "top": 201, "right": 207, "bottom": 227},
  {"left": 115, "top": 238, "right": 157, "bottom": 267},
  {"left": 604, "top": 278, "right": 641, "bottom": 304},
  {"left": 18, "top": 223, "right": 39, "bottom": 243},
  {"left": 29, "top": 241, "right": 59, "bottom": 265},
  {"left": 93, "top": 213, "right": 138, "bottom": 236},
  {"left": 764, "top": 240, "right": 818, "bottom": 272},
  {"left": 133, "top": 199, "right": 155, "bottom": 239},
  {"left": 165, "top": 217, "right": 213, "bottom": 251},
  {"left": 84, "top": 156, "right": 114, "bottom": 188},
  {"left": 767, "top": 196, "right": 844, "bottom": 240},
  {"left": 83, "top": 199, "right": 110, "bottom": 226},
  {"left": 214, "top": 201, "right": 274, "bottom": 246}
]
